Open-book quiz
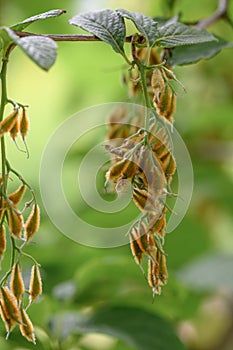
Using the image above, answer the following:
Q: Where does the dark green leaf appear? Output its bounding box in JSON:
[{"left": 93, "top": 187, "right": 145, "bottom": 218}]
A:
[
  {"left": 156, "top": 22, "right": 216, "bottom": 47},
  {"left": 5, "top": 28, "right": 57, "bottom": 71},
  {"left": 11, "top": 9, "right": 66, "bottom": 31},
  {"left": 176, "top": 253, "right": 233, "bottom": 291},
  {"left": 49, "top": 307, "right": 186, "bottom": 350},
  {"left": 79, "top": 306, "right": 186, "bottom": 350},
  {"left": 117, "top": 8, "right": 159, "bottom": 46},
  {"left": 167, "top": 36, "right": 233, "bottom": 65},
  {"left": 69, "top": 10, "right": 126, "bottom": 54}
]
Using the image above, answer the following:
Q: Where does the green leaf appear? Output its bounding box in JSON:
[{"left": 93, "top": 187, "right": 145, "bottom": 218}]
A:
[
  {"left": 49, "top": 307, "right": 186, "bottom": 350},
  {"left": 176, "top": 253, "right": 233, "bottom": 291},
  {"left": 11, "top": 9, "right": 66, "bottom": 31},
  {"left": 117, "top": 8, "right": 159, "bottom": 46},
  {"left": 81, "top": 307, "right": 186, "bottom": 350},
  {"left": 156, "top": 22, "right": 216, "bottom": 47},
  {"left": 69, "top": 10, "right": 126, "bottom": 54},
  {"left": 5, "top": 28, "right": 57, "bottom": 71},
  {"left": 167, "top": 36, "right": 233, "bottom": 65}
]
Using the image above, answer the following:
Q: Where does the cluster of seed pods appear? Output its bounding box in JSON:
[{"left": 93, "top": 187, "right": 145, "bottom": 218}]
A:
[
  {"left": 105, "top": 48, "right": 178, "bottom": 296},
  {"left": 0, "top": 108, "right": 42, "bottom": 341}
]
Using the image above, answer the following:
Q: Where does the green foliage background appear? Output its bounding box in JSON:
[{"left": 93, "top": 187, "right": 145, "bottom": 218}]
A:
[{"left": 0, "top": 1, "right": 233, "bottom": 349}]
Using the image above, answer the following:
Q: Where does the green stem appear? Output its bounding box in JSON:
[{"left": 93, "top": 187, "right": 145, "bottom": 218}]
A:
[
  {"left": 0, "top": 57, "right": 8, "bottom": 194},
  {"left": 136, "top": 62, "right": 152, "bottom": 144}
]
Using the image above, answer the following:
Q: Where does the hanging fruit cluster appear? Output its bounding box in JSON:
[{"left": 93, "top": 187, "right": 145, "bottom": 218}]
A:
[
  {"left": 105, "top": 47, "right": 179, "bottom": 296},
  {"left": 0, "top": 107, "right": 42, "bottom": 342}
]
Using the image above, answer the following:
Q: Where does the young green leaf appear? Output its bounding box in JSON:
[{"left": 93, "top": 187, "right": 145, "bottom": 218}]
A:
[
  {"left": 117, "top": 9, "right": 159, "bottom": 46},
  {"left": 4, "top": 28, "right": 57, "bottom": 71},
  {"left": 10, "top": 9, "right": 66, "bottom": 31},
  {"left": 69, "top": 10, "right": 126, "bottom": 55},
  {"left": 167, "top": 36, "right": 233, "bottom": 66},
  {"left": 156, "top": 22, "right": 217, "bottom": 47}
]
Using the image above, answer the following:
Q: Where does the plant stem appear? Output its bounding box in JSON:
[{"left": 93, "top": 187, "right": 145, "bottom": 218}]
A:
[{"left": 0, "top": 55, "right": 9, "bottom": 194}]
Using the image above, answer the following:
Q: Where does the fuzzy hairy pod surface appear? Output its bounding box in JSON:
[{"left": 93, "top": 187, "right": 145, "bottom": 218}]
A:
[
  {"left": 0, "top": 110, "right": 18, "bottom": 137},
  {"left": 10, "top": 263, "right": 25, "bottom": 305},
  {"left": 0, "top": 287, "right": 21, "bottom": 324},
  {"left": 8, "top": 185, "right": 26, "bottom": 206},
  {"left": 0, "top": 301, "right": 16, "bottom": 339},
  {"left": 19, "top": 309, "right": 36, "bottom": 344},
  {"left": 7, "top": 208, "right": 24, "bottom": 239},
  {"left": 29, "top": 265, "right": 42, "bottom": 305},
  {"left": 20, "top": 108, "right": 30, "bottom": 139},
  {"left": 24, "top": 204, "right": 40, "bottom": 241}
]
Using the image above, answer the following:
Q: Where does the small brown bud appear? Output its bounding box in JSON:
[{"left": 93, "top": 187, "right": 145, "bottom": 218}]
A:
[
  {"left": 10, "top": 263, "right": 25, "bottom": 305},
  {"left": 19, "top": 309, "right": 36, "bottom": 344},
  {"left": 24, "top": 204, "right": 40, "bottom": 241},
  {"left": 29, "top": 265, "right": 42, "bottom": 306}
]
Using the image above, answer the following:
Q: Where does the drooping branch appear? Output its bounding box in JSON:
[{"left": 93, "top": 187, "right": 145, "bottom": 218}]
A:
[
  {"left": 13, "top": 0, "right": 233, "bottom": 43},
  {"left": 14, "top": 31, "right": 133, "bottom": 43},
  {"left": 196, "top": 0, "right": 232, "bottom": 28}
]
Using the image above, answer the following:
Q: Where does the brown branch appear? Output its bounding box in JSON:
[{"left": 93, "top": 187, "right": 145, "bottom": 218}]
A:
[
  {"left": 196, "top": 0, "right": 231, "bottom": 28},
  {"left": 14, "top": 31, "right": 133, "bottom": 43}
]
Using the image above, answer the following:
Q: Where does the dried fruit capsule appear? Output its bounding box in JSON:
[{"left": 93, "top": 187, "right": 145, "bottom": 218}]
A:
[
  {"left": 9, "top": 109, "right": 21, "bottom": 140},
  {"left": 151, "top": 68, "right": 165, "bottom": 97},
  {"left": 24, "top": 204, "right": 40, "bottom": 241},
  {"left": 159, "top": 254, "right": 168, "bottom": 285},
  {"left": 7, "top": 208, "right": 24, "bottom": 239},
  {"left": 8, "top": 184, "right": 26, "bottom": 206},
  {"left": 133, "top": 188, "right": 156, "bottom": 212},
  {"left": 0, "top": 301, "right": 16, "bottom": 339},
  {"left": 0, "top": 110, "right": 18, "bottom": 137},
  {"left": 0, "top": 286, "right": 21, "bottom": 323},
  {"left": 10, "top": 263, "right": 25, "bottom": 305},
  {"left": 20, "top": 108, "right": 30, "bottom": 139},
  {"left": 130, "top": 238, "right": 143, "bottom": 266},
  {"left": 19, "top": 309, "right": 36, "bottom": 344},
  {"left": 29, "top": 265, "right": 42, "bottom": 306}
]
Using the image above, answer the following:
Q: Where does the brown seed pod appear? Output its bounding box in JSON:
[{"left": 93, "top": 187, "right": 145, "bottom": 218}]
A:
[
  {"left": 7, "top": 208, "right": 24, "bottom": 239},
  {"left": 0, "top": 110, "right": 18, "bottom": 137},
  {"left": 133, "top": 188, "right": 156, "bottom": 212},
  {"left": 151, "top": 68, "right": 165, "bottom": 97},
  {"left": 29, "top": 265, "right": 42, "bottom": 306},
  {"left": 7, "top": 207, "right": 24, "bottom": 239},
  {"left": 19, "top": 309, "right": 36, "bottom": 344},
  {"left": 10, "top": 263, "right": 25, "bottom": 305},
  {"left": 165, "top": 154, "right": 176, "bottom": 181},
  {"left": 130, "top": 225, "right": 148, "bottom": 256},
  {"left": 130, "top": 238, "right": 143, "bottom": 267},
  {"left": 20, "top": 108, "right": 30, "bottom": 139},
  {"left": 9, "top": 109, "right": 21, "bottom": 140},
  {"left": 8, "top": 184, "right": 26, "bottom": 206},
  {"left": 24, "top": 204, "right": 40, "bottom": 241},
  {"left": 0, "top": 301, "right": 16, "bottom": 339},
  {"left": 159, "top": 254, "right": 168, "bottom": 285},
  {"left": 0, "top": 286, "right": 21, "bottom": 323},
  {"left": 0, "top": 225, "right": 6, "bottom": 262}
]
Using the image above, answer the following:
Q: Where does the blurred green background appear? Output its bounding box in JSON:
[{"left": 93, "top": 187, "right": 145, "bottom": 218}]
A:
[{"left": 0, "top": 1, "right": 233, "bottom": 349}]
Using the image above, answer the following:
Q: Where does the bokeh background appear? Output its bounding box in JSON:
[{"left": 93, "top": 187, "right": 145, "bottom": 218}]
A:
[{"left": 0, "top": 1, "right": 233, "bottom": 349}]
